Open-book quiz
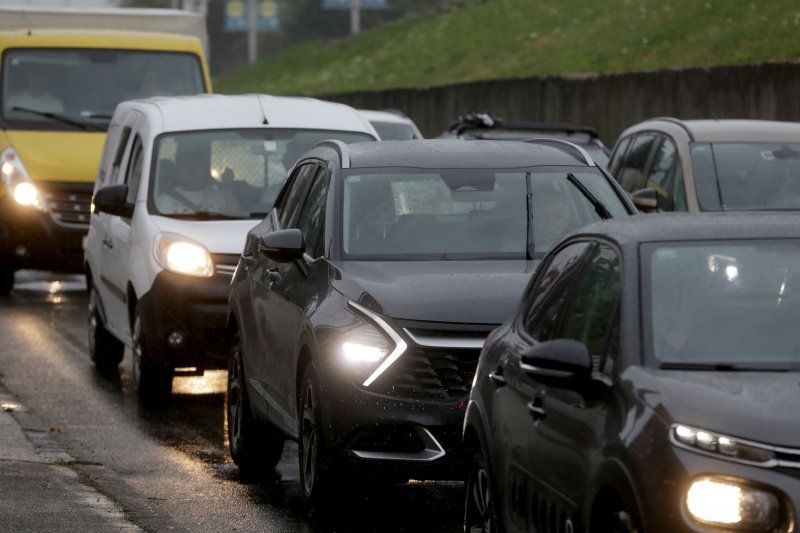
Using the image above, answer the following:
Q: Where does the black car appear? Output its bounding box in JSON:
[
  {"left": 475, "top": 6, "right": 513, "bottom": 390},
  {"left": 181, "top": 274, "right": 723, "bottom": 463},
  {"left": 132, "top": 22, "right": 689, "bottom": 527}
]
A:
[
  {"left": 225, "top": 139, "right": 634, "bottom": 503},
  {"left": 439, "top": 112, "right": 611, "bottom": 168},
  {"left": 464, "top": 212, "right": 800, "bottom": 533}
]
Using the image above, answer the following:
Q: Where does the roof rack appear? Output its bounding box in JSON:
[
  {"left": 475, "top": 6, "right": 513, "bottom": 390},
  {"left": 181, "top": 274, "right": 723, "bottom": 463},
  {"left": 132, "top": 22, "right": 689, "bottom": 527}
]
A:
[
  {"left": 646, "top": 117, "right": 695, "bottom": 142},
  {"left": 313, "top": 140, "right": 351, "bottom": 169},
  {"left": 449, "top": 112, "right": 599, "bottom": 138},
  {"left": 521, "top": 138, "right": 595, "bottom": 166}
]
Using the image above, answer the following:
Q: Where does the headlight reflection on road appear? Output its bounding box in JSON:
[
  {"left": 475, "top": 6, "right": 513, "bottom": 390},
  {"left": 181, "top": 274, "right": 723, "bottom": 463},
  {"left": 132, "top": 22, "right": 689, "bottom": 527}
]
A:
[{"left": 171, "top": 369, "right": 226, "bottom": 395}]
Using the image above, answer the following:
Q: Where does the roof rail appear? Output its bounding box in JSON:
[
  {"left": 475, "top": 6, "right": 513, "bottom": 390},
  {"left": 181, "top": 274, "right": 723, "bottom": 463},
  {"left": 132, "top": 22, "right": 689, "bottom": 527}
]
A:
[
  {"left": 521, "top": 138, "right": 595, "bottom": 166},
  {"left": 448, "top": 112, "right": 599, "bottom": 137},
  {"left": 313, "top": 139, "right": 351, "bottom": 169},
  {"left": 646, "top": 116, "right": 695, "bottom": 141}
]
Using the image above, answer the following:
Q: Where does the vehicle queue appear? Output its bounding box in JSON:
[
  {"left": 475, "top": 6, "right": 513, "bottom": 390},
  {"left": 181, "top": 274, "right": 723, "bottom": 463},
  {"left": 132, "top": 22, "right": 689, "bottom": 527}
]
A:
[{"left": 1, "top": 10, "right": 799, "bottom": 532}]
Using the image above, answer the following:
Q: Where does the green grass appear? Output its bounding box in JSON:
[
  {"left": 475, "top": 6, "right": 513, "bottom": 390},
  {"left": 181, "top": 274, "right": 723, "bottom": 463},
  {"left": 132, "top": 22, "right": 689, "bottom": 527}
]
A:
[{"left": 215, "top": 0, "right": 800, "bottom": 95}]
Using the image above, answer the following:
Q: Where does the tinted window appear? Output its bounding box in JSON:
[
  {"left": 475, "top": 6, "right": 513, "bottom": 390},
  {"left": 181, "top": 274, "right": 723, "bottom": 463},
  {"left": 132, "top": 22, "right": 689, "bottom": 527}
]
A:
[
  {"left": 295, "top": 170, "right": 328, "bottom": 258},
  {"left": 124, "top": 136, "right": 144, "bottom": 206},
  {"left": 562, "top": 244, "right": 621, "bottom": 371},
  {"left": 278, "top": 164, "right": 317, "bottom": 228},
  {"left": 524, "top": 242, "right": 591, "bottom": 341},
  {"left": 617, "top": 134, "right": 656, "bottom": 193}
]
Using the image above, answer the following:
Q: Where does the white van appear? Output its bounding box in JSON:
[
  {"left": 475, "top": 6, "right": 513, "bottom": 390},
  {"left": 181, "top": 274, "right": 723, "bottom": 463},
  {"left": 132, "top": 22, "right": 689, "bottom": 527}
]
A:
[{"left": 85, "top": 94, "right": 378, "bottom": 400}]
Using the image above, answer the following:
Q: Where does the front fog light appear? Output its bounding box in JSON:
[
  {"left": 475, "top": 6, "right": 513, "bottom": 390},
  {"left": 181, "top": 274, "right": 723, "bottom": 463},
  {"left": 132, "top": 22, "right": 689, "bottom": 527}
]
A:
[
  {"left": 686, "top": 477, "right": 779, "bottom": 529},
  {"left": 154, "top": 234, "right": 214, "bottom": 277}
]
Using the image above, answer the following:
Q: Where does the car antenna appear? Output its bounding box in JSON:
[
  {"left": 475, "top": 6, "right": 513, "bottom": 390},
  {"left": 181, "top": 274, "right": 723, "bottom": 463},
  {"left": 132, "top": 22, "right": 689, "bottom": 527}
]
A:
[{"left": 256, "top": 95, "right": 269, "bottom": 125}]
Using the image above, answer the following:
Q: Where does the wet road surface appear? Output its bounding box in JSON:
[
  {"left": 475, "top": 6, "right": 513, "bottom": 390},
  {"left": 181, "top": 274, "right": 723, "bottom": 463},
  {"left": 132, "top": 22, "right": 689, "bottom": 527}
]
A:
[{"left": 0, "top": 271, "right": 463, "bottom": 531}]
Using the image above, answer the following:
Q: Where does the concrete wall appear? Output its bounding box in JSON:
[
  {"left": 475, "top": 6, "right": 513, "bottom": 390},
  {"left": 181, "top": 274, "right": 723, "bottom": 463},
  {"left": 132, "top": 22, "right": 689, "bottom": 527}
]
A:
[{"left": 324, "top": 62, "right": 800, "bottom": 146}]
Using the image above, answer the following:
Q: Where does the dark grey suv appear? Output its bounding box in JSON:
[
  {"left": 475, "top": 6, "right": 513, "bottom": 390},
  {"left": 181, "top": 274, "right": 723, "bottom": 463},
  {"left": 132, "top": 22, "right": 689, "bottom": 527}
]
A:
[{"left": 225, "top": 139, "right": 634, "bottom": 505}]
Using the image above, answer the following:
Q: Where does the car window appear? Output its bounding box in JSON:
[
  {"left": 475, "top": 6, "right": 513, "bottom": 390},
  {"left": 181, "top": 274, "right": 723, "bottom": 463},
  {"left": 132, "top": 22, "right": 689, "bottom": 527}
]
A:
[
  {"left": 617, "top": 134, "right": 656, "bottom": 193},
  {"left": 108, "top": 126, "right": 132, "bottom": 186},
  {"left": 646, "top": 136, "right": 684, "bottom": 211},
  {"left": 294, "top": 168, "right": 329, "bottom": 259},
  {"left": 277, "top": 163, "right": 318, "bottom": 228},
  {"left": 608, "top": 136, "right": 632, "bottom": 177},
  {"left": 124, "top": 135, "right": 144, "bottom": 207},
  {"left": 524, "top": 242, "right": 591, "bottom": 341},
  {"left": 561, "top": 244, "right": 621, "bottom": 372}
]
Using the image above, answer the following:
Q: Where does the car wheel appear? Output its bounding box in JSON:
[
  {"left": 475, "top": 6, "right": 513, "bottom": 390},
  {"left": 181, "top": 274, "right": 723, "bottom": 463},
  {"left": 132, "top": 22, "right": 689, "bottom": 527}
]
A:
[
  {"left": 591, "top": 494, "right": 641, "bottom": 533},
  {"left": 298, "top": 363, "right": 334, "bottom": 507},
  {"left": 464, "top": 447, "right": 499, "bottom": 533},
  {"left": 0, "top": 268, "right": 14, "bottom": 296},
  {"left": 88, "top": 286, "right": 124, "bottom": 371},
  {"left": 227, "top": 332, "right": 284, "bottom": 482},
  {"left": 132, "top": 310, "right": 173, "bottom": 401}
]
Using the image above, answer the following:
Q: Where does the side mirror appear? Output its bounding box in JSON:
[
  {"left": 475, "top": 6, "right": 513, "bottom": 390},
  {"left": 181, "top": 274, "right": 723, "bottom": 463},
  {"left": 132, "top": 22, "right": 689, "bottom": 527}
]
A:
[
  {"left": 520, "top": 339, "right": 592, "bottom": 383},
  {"left": 258, "top": 228, "right": 305, "bottom": 262},
  {"left": 93, "top": 185, "right": 133, "bottom": 218},
  {"left": 630, "top": 188, "right": 658, "bottom": 213}
]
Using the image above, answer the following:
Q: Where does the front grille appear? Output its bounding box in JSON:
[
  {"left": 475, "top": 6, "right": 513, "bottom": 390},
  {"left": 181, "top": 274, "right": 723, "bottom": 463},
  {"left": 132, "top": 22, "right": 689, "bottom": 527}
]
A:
[
  {"left": 367, "top": 345, "right": 481, "bottom": 401},
  {"left": 41, "top": 182, "right": 94, "bottom": 228},
  {"left": 211, "top": 253, "right": 240, "bottom": 278}
]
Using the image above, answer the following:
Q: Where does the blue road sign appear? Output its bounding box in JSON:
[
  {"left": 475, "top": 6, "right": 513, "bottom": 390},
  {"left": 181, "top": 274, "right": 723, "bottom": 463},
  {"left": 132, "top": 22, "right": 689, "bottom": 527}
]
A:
[{"left": 224, "top": 0, "right": 280, "bottom": 32}]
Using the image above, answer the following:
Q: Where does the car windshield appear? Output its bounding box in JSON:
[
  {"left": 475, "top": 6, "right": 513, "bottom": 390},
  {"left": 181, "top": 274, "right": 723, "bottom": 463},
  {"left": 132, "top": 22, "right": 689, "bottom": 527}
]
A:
[
  {"left": 691, "top": 142, "right": 800, "bottom": 210},
  {"left": 646, "top": 240, "right": 800, "bottom": 369},
  {"left": 371, "top": 121, "right": 416, "bottom": 140},
  {"left": 150, "top": 129, "right": 374, "bottom": 220},
  {"left": 340, "top": 167, "right": 628, "bottom": 260},
  {"left": 1, "top": 49, "right": 205, "bottom": 131}
]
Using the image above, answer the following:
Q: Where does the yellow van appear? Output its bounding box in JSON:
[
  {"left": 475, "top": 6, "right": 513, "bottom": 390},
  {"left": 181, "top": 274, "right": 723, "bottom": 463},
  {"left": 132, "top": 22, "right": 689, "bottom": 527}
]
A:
[{"left": 0, "top": 7, "right": 211, "bottom": 294}]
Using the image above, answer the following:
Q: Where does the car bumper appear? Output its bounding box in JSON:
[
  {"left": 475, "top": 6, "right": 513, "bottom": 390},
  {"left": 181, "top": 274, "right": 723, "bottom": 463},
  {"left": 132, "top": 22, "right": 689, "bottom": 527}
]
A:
[
  {"left": 137, "top": 269, "right": 232, "bottom": 371},
  {"left": 0, "top": 195, "right": 87, "bottom": 272},
  {"left": 316, "top": 358, "right": 470, "bottom": 480}
]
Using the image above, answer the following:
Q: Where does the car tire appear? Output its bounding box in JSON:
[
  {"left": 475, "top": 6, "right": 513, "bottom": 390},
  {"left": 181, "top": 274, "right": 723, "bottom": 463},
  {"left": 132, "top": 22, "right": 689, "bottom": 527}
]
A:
[
  {"left": 298, "top": 363, "right": 335, "bottom": 508},
  {"left": 132, "top": 310, "right": 173, "bottom": 402},
  {"left": 464, "top": 446, "right": 499, "bottom": 533},
  {"left": 88, "top": 286, "right": 124, "bottom": 371},
  {"left": 227, "top": 332, "right": 284, "bottom": 483},
  {"left": 591, "top": 493, "right": 641, "bottom": 533},
  {"left": 0, "top": 268, "right": 14, "bottom": 296}
]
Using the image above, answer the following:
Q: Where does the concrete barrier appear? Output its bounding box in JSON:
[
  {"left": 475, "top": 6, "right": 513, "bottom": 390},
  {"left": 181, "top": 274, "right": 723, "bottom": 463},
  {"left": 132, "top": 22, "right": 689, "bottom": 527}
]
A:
[{"left": 323, "top": 62, "right": 800, "bottom": 145}]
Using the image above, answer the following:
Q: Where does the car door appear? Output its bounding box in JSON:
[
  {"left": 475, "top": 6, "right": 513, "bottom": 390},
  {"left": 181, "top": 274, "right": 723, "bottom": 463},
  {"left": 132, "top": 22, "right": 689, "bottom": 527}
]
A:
[
  {"left": 247, "top": 162, "right": 318, "bottom": 433},
  {"left": 490, "top": 241, "right": 592, "bottom": 532},
  {"left": 103, "top": 131, "right": 145, "bottom": 341},
  {"left": 520, "top": 242, "right": 623, "bottom": 531}
]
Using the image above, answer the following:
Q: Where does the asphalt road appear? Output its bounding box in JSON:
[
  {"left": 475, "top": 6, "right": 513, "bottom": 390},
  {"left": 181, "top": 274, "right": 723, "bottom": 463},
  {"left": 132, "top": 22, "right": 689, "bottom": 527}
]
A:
[{"left": 0, "top": 271, "right": 463, "bottom": 532}]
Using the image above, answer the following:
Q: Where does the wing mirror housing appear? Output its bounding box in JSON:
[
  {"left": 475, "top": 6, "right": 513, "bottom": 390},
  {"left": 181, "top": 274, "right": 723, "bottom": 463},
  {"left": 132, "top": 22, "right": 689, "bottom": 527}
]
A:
[
  {"left": 258, "top": 228, "right": 305, "bottom": 262},
  {"left": 630, "top": 188, "right": 658, "bottom": 213},
  {"left": 520, "top": 339, "right": 592, "bottom": 384},
  {"left": 93, "top": 184, "right": 133, "bottom": 218}
]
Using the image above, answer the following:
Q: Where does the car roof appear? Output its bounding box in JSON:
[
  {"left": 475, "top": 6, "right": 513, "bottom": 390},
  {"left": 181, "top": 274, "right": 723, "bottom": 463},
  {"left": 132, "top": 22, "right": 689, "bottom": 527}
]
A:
[
  {"left": 113, "top": 94, "right": 378, "bottom": 136},
  {"left": 307, "top": 139, "right": 595, "bottom": 169},
  {"left": 629, "top": 118, "right": 800, "bottom": 143},
  {"left": 572, "top": 212, "right": 800, "bottom": 250},
  {"left": 358, "top": 109, "right": 411, "bottom": 125}
]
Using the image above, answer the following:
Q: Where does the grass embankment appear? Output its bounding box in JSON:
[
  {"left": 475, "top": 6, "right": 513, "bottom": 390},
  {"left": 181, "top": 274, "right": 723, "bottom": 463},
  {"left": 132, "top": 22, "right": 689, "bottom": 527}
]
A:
[{"left": 216, "top": 0, "right": 800, "bottom": 95}]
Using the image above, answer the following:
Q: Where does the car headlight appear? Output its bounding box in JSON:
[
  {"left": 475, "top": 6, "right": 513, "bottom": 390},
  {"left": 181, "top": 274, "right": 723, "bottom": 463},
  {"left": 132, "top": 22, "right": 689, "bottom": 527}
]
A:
[
  {"left": 1, "top": 147, "right": 44, "bottom": 210},
  {"left": 154, "top": 233, "right": 214, "bottom": 277},
  {"left": 344, "top": 301, "right": 407, "bottom": 386},
  {"left": 671, "top": 424, "right": 776, "bottom": 466},
  {"left": 686, "top": 477, "right": 780, "bottom": 530}
]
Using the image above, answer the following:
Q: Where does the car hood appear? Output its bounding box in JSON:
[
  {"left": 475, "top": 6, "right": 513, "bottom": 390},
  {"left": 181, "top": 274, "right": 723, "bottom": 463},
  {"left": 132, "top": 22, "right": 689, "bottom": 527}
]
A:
[
  {"left": 4, "top": 130, "right": 106, "bottom": 183},
  {"left": 625, "top": 366, "right": 800, "bottom": 448},
  {"left": 149, "top": 216, "right": 259, "bottom": 255},
  {"left": 330, "top": 260, "right": 536, "bottom": 324}
]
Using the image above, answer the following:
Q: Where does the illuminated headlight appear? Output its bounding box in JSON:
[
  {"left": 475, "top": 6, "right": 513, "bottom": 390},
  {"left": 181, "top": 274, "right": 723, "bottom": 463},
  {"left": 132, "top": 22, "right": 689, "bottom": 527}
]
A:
[
  {"left": 1, "top": 147, "right": 44, "bottom": 210},
  {"left": 344, "top": 301, "right": 407, "bottom": 386},
  {"left": 671, "top": 424, "right": 775, "bottom": 465},
  {"left": 154, "top": 233, "right": 214, "bottom": 277},
  {"left": 686, "top": 477, "right": 779, "bottom": 529}
]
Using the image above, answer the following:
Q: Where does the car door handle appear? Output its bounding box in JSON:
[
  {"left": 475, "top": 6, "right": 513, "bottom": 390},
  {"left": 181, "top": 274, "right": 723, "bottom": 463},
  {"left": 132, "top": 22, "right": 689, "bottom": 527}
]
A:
[
  {"left": 527, "top": 397, "right": 546, "bottom": 422},
  {"left": 488, "top": 370, "right": 506, "bottom": 388},
  {"left": 266, "top": 267, "right": 280, "bottom": 287}
]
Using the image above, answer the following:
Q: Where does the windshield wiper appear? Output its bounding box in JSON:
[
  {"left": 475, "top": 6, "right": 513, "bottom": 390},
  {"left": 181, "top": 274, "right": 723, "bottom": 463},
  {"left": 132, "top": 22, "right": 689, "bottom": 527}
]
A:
[
  {"left": 660, "top": 362, "right": 787, "bottom": 372},
  {"left": 12, "top": 106, "right": 105, "bottom": 132},
  {"left": 165, "top": 211, "right": 240, "bottom": 221},
  {"left": 566, "top": 172, "right": 612, "bottom": 220}
]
